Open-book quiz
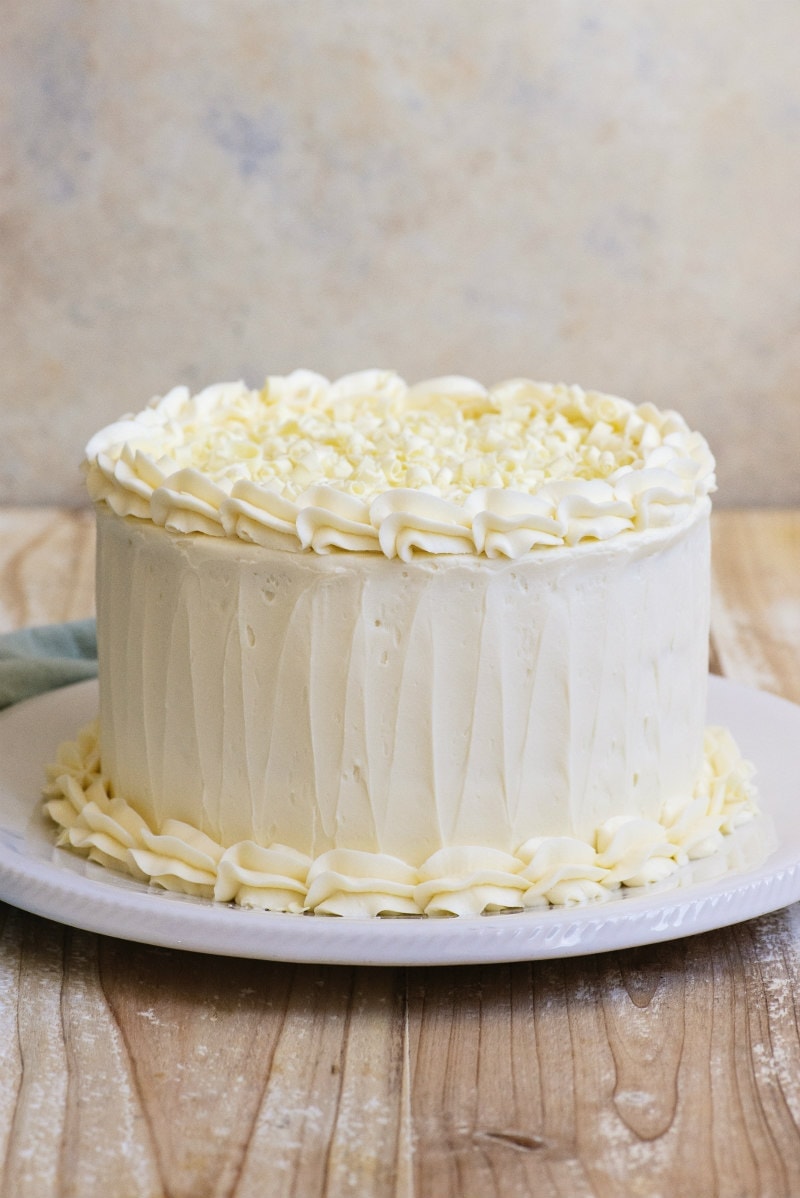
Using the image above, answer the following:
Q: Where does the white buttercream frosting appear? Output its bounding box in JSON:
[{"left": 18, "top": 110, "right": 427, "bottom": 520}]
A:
[
  {"left": 43, "top": 723, "right": 759, "bottom": 915},
  {"left": 87, "top": 503, "right": 715, "bottom": 866},
  {"left": 84, "top": 372, "right": 715, "bottom": 560},
  {"left": 48, "top": 370, "right": 763, "bottom": 919}
]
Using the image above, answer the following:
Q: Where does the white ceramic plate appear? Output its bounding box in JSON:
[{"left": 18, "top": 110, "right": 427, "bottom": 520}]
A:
[{"left": 0, "top": 677, "right": 797, "bottom": 966}]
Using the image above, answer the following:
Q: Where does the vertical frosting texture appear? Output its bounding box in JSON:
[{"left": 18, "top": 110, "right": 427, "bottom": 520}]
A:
[{"left": 86, "top": 503, "right": 713, "bottom": 867}]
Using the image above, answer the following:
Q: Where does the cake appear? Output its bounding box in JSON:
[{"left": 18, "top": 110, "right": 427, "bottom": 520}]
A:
[{"left": 44, "top": 371, "right": 759, "bottom": 916}]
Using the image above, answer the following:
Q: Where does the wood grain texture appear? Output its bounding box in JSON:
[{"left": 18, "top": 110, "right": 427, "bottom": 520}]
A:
[
  {"left": 711, "top": 510, "right": 800, "bottom": 703},
  {"left": 1, "top": 507, "right": 800, "bottom": 1198}
]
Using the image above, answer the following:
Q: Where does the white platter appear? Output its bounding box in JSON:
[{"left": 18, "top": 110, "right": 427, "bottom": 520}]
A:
[{"left": 0, "top": 677, "right": 797, "bottom": 966}]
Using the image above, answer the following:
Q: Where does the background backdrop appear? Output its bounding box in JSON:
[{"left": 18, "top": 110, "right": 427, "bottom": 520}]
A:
[{"left": 3, "top": 0, "right": 799, "bottom": 506}]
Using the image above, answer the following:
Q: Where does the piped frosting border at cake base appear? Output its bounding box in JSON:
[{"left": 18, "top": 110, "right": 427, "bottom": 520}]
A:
[{"left": 43, "top": 723, "right": 759, "bottom": 918}]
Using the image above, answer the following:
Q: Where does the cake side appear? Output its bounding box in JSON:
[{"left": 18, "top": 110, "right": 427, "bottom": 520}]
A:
[{"left": 92, "top": 504, "right": 712, "bottom": 858}]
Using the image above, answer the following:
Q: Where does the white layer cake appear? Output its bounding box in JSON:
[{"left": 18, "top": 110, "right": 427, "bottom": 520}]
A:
[{"left": 44, "top": 372, "right": 759, "bottom": 915}]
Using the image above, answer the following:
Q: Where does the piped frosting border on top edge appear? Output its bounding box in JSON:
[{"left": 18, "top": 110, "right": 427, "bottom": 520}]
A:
[{"left": 84, "top": 373, "right": 716, "bottom": 561}]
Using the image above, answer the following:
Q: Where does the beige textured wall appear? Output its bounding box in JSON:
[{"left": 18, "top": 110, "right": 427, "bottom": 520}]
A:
[{"left": 2, "top": 0, "right": 799, "bottom": 506}]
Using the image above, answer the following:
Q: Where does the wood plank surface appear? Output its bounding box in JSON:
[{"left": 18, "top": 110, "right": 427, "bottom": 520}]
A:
[
  {"left": 1, "top": 506, "right": 799, "bottom": 1198},
  {"left": 711, "top": 509, "right": 800, "bottom": 703}
]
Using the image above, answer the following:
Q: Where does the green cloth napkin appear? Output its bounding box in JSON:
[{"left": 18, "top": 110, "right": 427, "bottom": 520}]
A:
[{"left": 0, "top": 619, "right": 98, "bottom": 710}]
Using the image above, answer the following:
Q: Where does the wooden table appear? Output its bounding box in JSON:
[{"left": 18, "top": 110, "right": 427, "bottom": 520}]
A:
[{"left": 1, "top": 507, "right": 799, "bottom": 1198}]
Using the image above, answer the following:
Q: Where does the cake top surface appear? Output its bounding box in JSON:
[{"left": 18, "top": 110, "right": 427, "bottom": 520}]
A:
[{"left": 85, "top": 370, "right": 715, "bottom": 560}]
